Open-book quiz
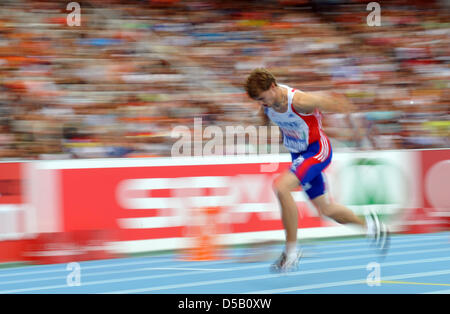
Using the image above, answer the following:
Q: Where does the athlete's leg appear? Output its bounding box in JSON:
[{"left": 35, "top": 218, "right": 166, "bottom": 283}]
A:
[
  {"left": 292, "top": 139, "right": 365, "bottom": 228},
  {"left": 300, "top": 167, "right": 366, "bottom": 228},
  {"left": 271, "top": 142, "right": 331, "bottom": 270},
  {"left": 271, "top": 170, "right": 303, "bottom": 272},
  {"left": 273, "top": 171, "right": 301, "bottom": 244},
  {"left": 310, "top": 193, "right": 366, "bottom": 227},
  {"left": 307, "top": 174, "right": 388, "bottom": 253}
]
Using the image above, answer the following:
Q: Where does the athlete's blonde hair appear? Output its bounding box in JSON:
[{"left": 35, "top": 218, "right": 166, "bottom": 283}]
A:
[{"left": 245, "top": 68, "right": 277, "bottom": 99}]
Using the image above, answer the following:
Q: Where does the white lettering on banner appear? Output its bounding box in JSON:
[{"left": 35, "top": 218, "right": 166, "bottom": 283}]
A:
[
  {"left": 0, "top": 205, "right": 25, "bottom": 241},
  {"left": 118, "top": 216, "right": 180, "bottom": 229},
  {"left": 115, "top": 175, "right": 314, "bottom": 229},
  {"left": 116, "top": 177, "right": 230, "bottom": 210},
  {"left": 228, "top": 175, "right": 268, "bottom": 204}
]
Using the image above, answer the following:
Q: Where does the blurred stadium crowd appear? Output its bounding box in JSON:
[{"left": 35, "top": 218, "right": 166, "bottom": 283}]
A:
[{"left": 0, "top": 0, "right": 448, "bottom": 159}]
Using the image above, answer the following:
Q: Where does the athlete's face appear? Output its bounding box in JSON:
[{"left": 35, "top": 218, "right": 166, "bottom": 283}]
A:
[{"left": 254, "top": 84, "right": 278, "bottom": 108}]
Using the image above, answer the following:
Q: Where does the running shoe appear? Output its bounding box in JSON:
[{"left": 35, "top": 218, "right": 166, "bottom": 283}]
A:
[
  {"left": 367, "top": 209, "right": 390, "bottom": 255},
  {"left": 270, "top": 250, "right": 303, "bottom": 273}
]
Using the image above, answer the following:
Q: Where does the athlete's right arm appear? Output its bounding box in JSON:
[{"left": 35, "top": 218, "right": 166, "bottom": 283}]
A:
[{"left": 292, "top": 91, "right": 354, "bottom": 114}]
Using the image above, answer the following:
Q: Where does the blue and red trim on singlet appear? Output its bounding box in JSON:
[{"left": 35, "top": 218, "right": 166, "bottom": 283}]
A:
[{"left": 288, "top": 88, "right": 332, "bottom": 199}]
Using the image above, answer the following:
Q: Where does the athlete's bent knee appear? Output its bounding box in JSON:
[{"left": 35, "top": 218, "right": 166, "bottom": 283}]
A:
[
  {"left": 318, "top": 204, "right": 347, "bottom": 224},
  {"left": 316, "top": 202, "right": 336, "bottom": 218},
  {"left": 273, "top": 178, "right": 287, "bottom": 196},
  {"left": 318, "top": 204, "right": 332, "bottom": 217},
  {"left": 273, "top": 176, "right": 293, "bottom": 197}
]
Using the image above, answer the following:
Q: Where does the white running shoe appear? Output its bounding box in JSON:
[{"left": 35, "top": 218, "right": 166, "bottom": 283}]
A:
[
  {"left": 366, "top": 209, "right": 390, "bottom": 255},
  {"left": 270, "top": 250, "right": 303, "bottom": 273}
]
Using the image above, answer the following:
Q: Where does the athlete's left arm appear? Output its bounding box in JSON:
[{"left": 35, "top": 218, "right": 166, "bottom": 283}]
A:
[
  {"left": 291, "top": 91, "right": 354, "bottom": 114},
  {"left": 292, "top": 91, "right": 362, "bottom": 147}
]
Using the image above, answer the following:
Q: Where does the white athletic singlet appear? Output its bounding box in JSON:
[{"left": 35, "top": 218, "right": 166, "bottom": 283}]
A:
[{"left": 264, "top": 84, "right": 327, "bottom": 153}]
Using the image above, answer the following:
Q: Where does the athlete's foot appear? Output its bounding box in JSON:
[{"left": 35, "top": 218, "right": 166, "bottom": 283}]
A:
[
  {"left": 366, "top": 209, "right": 390, "bottom": 255},
  {"left": 270, "top": 250, "right": 303, "bottom": 273},
  {"left": 378, "top": 223, "right": 390, "bottom": 255}
]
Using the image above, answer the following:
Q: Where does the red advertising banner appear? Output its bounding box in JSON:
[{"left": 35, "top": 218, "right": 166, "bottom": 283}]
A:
[
  {"left": 0, "top": 163, "right": 22, "bottom": 205},
  {"left": 59, "top": 159, "right": 326, "bottom": 244},
  {"left": 1, "top": 149, "right": 447, "bottom": 263},
  {"left": 0, "top": 162, "right": 26, "bottom": 262},
  {"left": 421, "top": 149, "right": 450, "bottom": 212},
  {"left": 402, "top": 149, "right": 450, "bottom": 233}
]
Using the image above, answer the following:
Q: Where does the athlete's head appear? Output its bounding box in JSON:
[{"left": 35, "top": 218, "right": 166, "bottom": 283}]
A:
[{"left": 245, "top": 68, "right": 279, "bottom": 107}]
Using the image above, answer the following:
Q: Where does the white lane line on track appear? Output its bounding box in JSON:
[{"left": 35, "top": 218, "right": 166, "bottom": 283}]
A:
[
  {"left": 303, "top": 239, "right": 448, "bottom": 256},
  {"left": 0, "top": 239, "right": 448, "bottom": 286},
  {"left": 140, "top": 268, "right": 227, "bottom": 271},
  {"left": 0, "top": 233, "right": 447, "bottom": 278},
  {"left": 424, "top": 289, "right": 450, "bottom": 294},
  {"left": 303, "top": 233, "right": 449, "bottom": 249},
  {"left": 108, "top": 258, "right": 450, "bottom": 294},
  {"left": 299, "top": 233, "right": 449, "bottom": 248},
  {"left": 248, "top": 269, "right": 450, "bottom": 294},
  {"left": 0, "top": 259, "right": 235, "bottom": 284},
  {"left": 0, "top": 257, "right": 174, "bottom": 278},
  {"left": 1, "top": 246, "right": 448, "bottom": 294}
]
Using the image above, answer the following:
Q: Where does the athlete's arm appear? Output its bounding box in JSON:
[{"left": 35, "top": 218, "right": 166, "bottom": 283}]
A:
[
  {"left": 292, "top": 91, "right": 354, "bottom": 114},
  {"left": 292, "top": 90, "right": 362, "bottom": 147}
]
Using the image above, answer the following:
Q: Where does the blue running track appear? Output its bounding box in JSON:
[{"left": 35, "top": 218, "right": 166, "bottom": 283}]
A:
[{"left": 0, "top": 232, "right": 448, "bottom": 294}]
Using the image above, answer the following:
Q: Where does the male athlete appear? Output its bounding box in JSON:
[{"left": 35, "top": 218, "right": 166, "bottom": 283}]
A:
[{"left": 245, "top": 68, "right": 389, "bottom": 272}]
